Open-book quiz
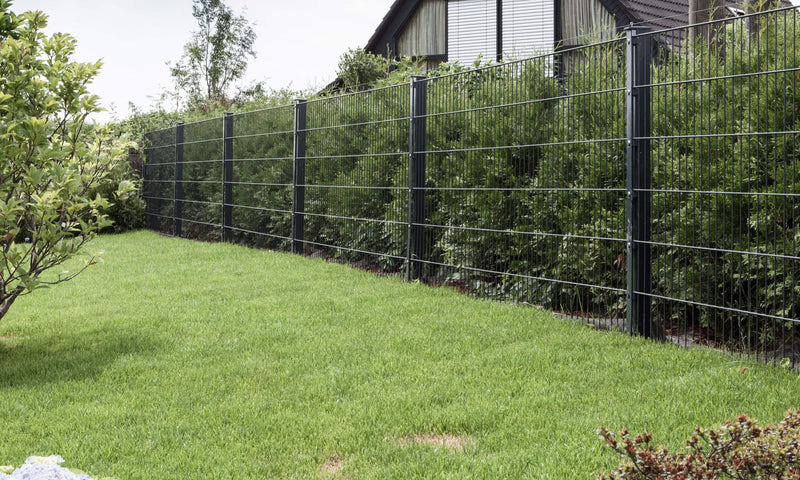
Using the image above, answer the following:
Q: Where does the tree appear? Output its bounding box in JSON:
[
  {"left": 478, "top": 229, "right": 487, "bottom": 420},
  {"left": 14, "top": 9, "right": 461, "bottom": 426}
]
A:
[
  {"left": 0, "top": 0, "right": 132, "bottom": 320},
  {"left": 169, "top": 0, "right": 257, "bottom": 107},
  {"left": 335, "top": 48, "right": 390, "bottom": 91}
]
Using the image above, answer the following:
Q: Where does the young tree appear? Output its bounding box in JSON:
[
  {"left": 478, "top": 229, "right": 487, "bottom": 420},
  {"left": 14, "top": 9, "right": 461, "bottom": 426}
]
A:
[
  {"left": 0, "top": 1, "right": 132, "bottom": 320},
  {"left": 335, "top": 48, "right": 390, "bottom": 91},
  {"left": 169, "top": 0, "right": 257, "bottom": 107}
]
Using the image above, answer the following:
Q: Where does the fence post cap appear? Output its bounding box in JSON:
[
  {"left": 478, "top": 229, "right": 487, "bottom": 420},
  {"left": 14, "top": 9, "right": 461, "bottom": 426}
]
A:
[{"left": 625, "top": 23, "right": 651, "bottom": 34}]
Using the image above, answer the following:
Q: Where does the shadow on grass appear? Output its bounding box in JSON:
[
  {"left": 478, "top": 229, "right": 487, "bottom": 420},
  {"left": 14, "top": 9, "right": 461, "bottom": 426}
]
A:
[{"left": 0, "top": 327, "right": 161, "bottom": 388}]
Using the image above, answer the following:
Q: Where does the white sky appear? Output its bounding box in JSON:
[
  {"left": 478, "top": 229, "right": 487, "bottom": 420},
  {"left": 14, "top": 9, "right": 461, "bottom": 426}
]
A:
[{"left": 14, "top": 0, "right": 396, "bottom": 121}]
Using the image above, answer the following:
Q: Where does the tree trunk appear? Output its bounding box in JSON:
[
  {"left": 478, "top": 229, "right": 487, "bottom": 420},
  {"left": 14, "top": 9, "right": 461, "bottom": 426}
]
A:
[
  {"left": 689, "top": 0, "right": 726, "bottom": 54},
  {"left": 0, "top": 288, "right": 23, "bottom": 322},
  {"left": 747, "top": 2, "right": 764, "bottom": 36}
]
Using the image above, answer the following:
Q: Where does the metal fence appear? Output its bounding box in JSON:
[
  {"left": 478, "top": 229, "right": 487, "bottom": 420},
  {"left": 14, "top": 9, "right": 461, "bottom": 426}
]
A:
[
  {"left": 643, "top": 9, "right": 800, "bottom": 362},
  {"left": 143, "top": 7, "right": 800, "bottom": 366}
]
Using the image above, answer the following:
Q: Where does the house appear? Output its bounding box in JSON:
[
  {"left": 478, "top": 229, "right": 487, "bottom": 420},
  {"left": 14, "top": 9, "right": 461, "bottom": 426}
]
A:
[{"left": 363, "top": 0, "right": 795, "bottom": 69}]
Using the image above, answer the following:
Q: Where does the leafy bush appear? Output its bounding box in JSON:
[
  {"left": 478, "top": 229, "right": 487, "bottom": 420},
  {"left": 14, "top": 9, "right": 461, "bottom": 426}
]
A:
[
  {"left": 0, "top": 0, "right": 134, "bottom": 321},
  {"left": 91, "top": 180, "right": 146, "bottom": 234},
  {"left": 336, "top": 48, "right": 389, "bottom": 91},
  {"left": 598, "top": 409, "right": 800, "bottom": 479}
]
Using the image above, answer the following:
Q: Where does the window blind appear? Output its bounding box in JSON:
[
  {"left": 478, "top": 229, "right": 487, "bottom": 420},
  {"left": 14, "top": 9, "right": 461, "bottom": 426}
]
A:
[
  {"left": 447, "top": 0, "right": 498, "bottom": 64},
  {"left": 502, "top": 0, "right": 554, "bottom": 59}
]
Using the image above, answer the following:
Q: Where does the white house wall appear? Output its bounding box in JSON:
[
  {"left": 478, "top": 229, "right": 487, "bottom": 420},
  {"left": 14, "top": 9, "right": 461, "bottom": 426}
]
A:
[{"left": 502, "top": 0, "right": 555, "bottom": 59}]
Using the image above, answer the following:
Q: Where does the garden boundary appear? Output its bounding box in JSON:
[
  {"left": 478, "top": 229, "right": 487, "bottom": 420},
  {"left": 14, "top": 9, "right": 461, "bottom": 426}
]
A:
[{"left": 144, "top": 7, "right": 800, "bottom": 366}]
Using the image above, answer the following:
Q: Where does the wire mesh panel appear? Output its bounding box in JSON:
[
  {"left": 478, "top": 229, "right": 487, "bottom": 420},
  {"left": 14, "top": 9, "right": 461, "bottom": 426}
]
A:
[
  {"left": 420, "top": 40, "right": 629, "bottom": 327},
  {"left": 181, "top": 118, "right": 224, "bottom": 241},
  {"left": 229, "top": 106, "right": 295, "bottom": 251},
  {"left": 644, "top": 7, "right": 800, "bottom": 364},
  {"left": 301, "top": 85, "right": 410, "bottom": 272},
  {"left": 142, "top": 126, "right": 177, "bottom": 235}
]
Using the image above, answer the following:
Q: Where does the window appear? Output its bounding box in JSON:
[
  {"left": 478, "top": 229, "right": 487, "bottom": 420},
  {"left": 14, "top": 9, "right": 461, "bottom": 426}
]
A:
[
  {"left": 448, "top": 0, "right": 498, "bottom": 64},
  {"left": 447, "top": 0, "right": 554, "bottom": 64}
]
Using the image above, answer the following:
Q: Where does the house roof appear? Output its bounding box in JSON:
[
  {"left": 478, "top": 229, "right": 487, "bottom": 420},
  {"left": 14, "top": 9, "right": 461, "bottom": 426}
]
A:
[
  {"left": 365, "top": 0, "right": 423, "bottom": 56},
  {"left": 621, "top": 0, "right": 701, "bottom": 32},
  {"left": 621, "top": 0, "right": 793, "bottom": 33},
  {"left": 622, "top": 0, "right": 794, "bottom": 47},
  {"left": 364, "top": 0, "right": 796, "bottom": 56}
]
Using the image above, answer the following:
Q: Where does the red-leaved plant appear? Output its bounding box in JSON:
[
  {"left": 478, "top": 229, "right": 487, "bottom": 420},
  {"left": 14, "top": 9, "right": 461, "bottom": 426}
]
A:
[{"left": 598, "top": 409, "right": 800, "bottom": 479}]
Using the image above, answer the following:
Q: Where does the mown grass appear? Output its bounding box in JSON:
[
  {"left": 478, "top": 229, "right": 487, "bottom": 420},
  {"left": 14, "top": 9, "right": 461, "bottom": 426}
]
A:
[{"left": 0, "top": 231, "right": 797, "bottom": 479}]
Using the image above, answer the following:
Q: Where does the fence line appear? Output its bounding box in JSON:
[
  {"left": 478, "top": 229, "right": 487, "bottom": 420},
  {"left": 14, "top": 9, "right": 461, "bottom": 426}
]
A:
[{"left": 143, "top": 9, "right": 800, "bottom": 366}]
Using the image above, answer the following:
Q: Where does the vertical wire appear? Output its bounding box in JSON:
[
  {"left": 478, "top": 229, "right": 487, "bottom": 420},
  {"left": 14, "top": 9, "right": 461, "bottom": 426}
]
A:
[
  {"left": 712, "top": 20, "right": 720, "bottom": 351},
  {"left": 792, "top": 10, "right": 798, "bottom": 365},
  {"left": 686, "top": 28, "right": 693, "bottom": 347}
]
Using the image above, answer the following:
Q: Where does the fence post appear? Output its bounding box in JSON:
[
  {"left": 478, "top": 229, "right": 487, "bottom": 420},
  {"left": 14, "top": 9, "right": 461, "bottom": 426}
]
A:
[
  {"left": 222, "top": 112, "right": 234, "bottom": 242},
  {"left": 142, "top": 140, "right": 152, "bottom": 231},
  {"left": 174, "top": 122, "right": 184, "bottom": 238},
  {"left": 626, "top": 27, "right": 653, "bottom": 337},
  {"left": 292, "top": 99, "right": 307, "bottom": 255},
  {"left": 406, "top": 75, "right": 427, "bottom": 281},
  {"left": 496, "top": 0, "right": 503, "bottom": 61}
]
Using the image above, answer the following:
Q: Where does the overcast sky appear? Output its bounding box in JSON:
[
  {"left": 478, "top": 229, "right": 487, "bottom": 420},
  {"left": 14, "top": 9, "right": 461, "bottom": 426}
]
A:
[{"left": 15, "top": 0, "right": 396, "bottom": 121}]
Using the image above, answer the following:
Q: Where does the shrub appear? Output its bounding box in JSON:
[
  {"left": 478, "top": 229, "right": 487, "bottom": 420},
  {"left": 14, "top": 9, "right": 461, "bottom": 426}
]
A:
[
  {"left": 0, "top": 0, "right": 134, "bottom": 321},
  {"left": 598, "top": 410, "right": 800, "bottom": 479},
  {"left": 92, "top": 181, "right": 146, "bottom": 233}
]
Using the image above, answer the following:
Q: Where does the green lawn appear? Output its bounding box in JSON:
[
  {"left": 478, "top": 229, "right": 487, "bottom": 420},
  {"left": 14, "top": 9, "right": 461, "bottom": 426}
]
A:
[{"left": 0, "top": 231, "right": 797, "bottom": 479}]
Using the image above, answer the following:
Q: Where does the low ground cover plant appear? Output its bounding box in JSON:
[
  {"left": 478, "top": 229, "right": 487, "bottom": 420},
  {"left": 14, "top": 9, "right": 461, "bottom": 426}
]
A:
[
  {"left": 599, "top": 409, "right": 800, "bottom": 479},
  {"left": 0, "top": 455, "right": 113, "bottom": 480}
]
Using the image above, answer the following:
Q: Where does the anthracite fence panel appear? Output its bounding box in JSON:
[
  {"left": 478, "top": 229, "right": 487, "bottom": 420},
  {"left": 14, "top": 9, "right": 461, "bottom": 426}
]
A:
[
  {"left": 180, "top": 117, "right": 224, "bottom": 242},
  {"left": 142, "top": 7, "right": 799, "bottom": 366},
  {"left": 142, "top": 126, "right": 176, "bottom": 235},
  {"left": 301, "top": 84, "right": 410, "bottom": 270},
  {"left": 418, "top": 39, "right": 629, "bottom": 330},
  {"left": 229, "top": 105, "right": 295, "bottom": 251},
  {"left": 642, "top": 8, "right": 800, "bottom": 361}
]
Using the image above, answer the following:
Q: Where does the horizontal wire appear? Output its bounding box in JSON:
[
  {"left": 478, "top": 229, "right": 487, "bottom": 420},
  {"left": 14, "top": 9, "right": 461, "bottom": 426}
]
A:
[
  {"left": 419, "top": 222, "right": 626, "bottom": 243},
  {"left": 172, "top": 217, "right": 222, "bottom": 229},
  {"left": 412, "top": 259, "right": 627, "bottom": 294},
  {"left": 300, "top": 151, "right": 408, "bottom": 160},
  {"left": 639, "top": 239, "right": 800, "bottom": 262},
  {"left": 299, "top": 211, "right": 407, "bottom": 226},
  {"left": 229, "top": 181, "right": 292, "bottom": 188},
  {"left": 230, "top": 157, "right": 293, "bottom": 162},
  {"left": 230, "top": 204, "right": 292, "bottom": 215},
  {"left": 296, "top": 239, "right": 407, "bottom": 262},
  {"left": 227, "top": 226, "right": 291, "bottom": 241},
  {"left": 643, "top": 188, "right": 800, "bottom": 198},
  {"left": 299, "top": 184, "right": 405, "bottom": 190},
  {"left": 639, "top": 291, "right": 800, "bottom": 324},
  {"left": 229, "top": 130, "right": 293, "bottom": 140},
  {"left": 178, "top": 198, "right": 222, "bottom": 207},
  {"left": 419, "top": 136, "right": 625, "bottom": 155}
]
